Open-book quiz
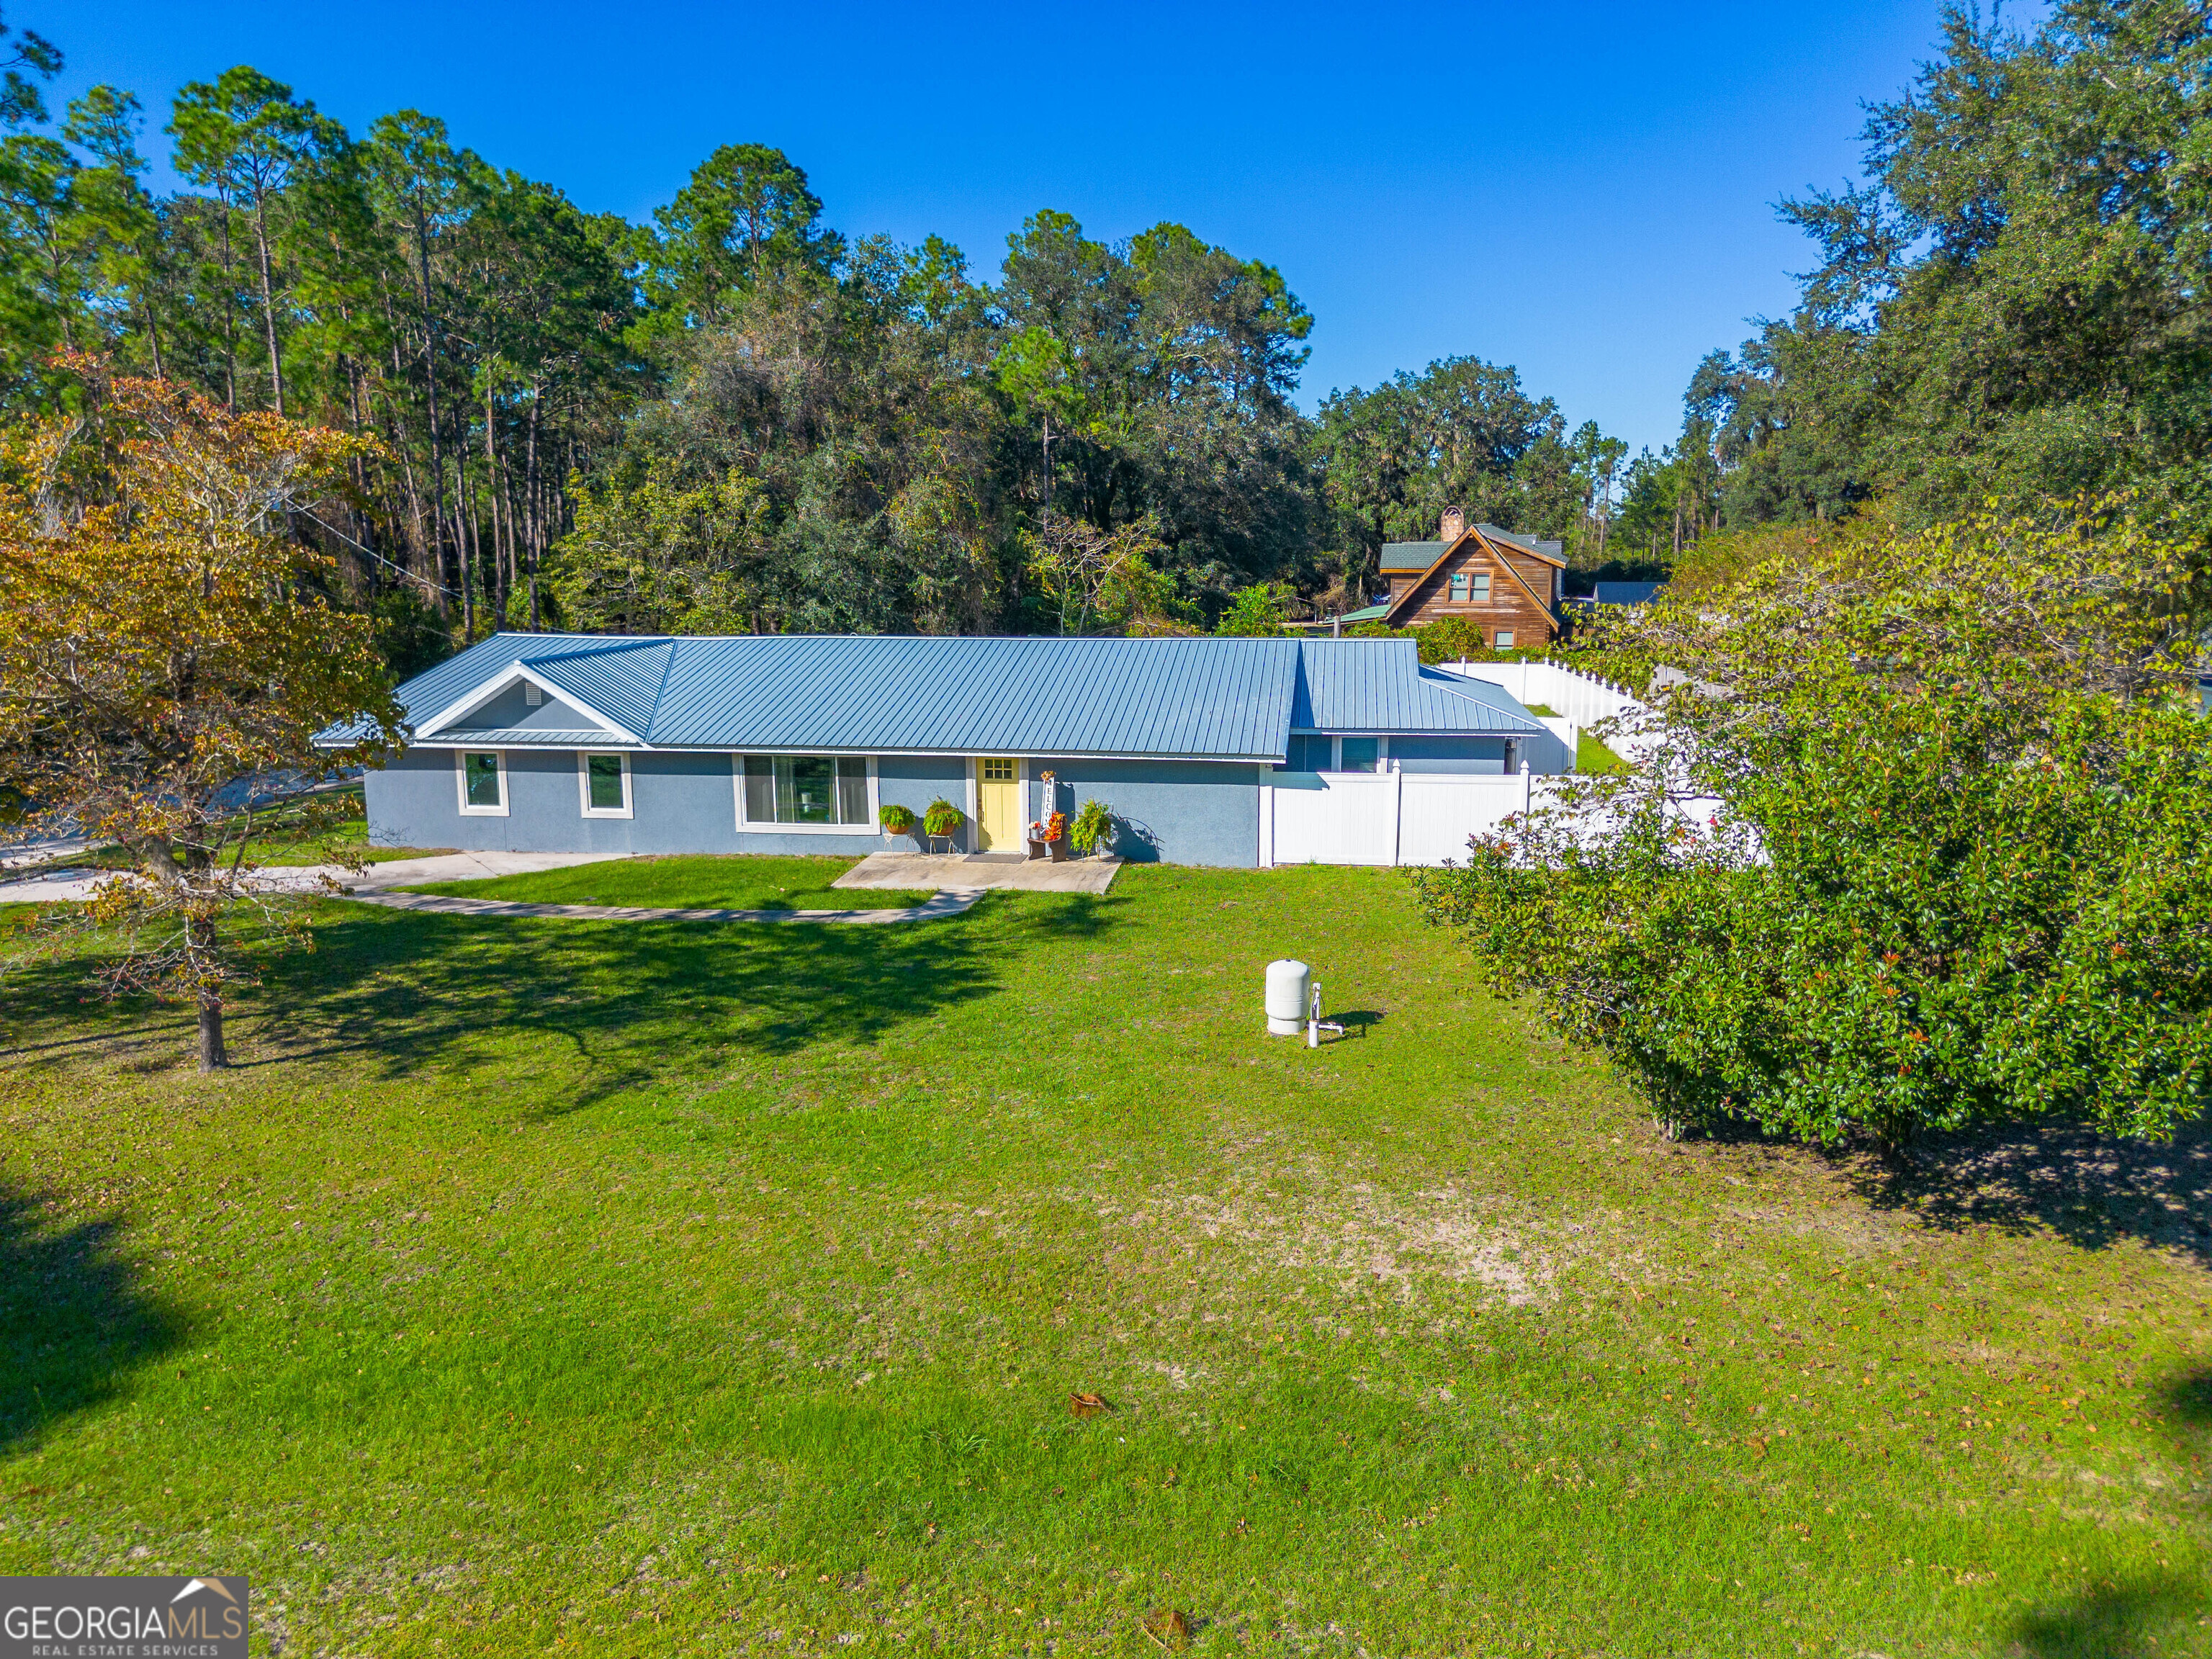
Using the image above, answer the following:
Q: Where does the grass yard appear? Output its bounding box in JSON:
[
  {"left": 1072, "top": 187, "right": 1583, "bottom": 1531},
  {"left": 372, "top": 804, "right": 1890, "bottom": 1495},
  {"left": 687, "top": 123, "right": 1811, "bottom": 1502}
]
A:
[
  {"left": 0, "top": 867, "right": 2206, "bottom": 1656},
  {"left": 1511, "top": 703, "right": 1627, "bottom": 775},
  {"left": 401, "top": 853, "right": 936, "bottom": 911},
  {"left": 252, "top": 809, "right": 455, "bottom": 868},
  {"left": 6, "top": 788, "right": 451, "bottom": 874},
  {"left": 1578, "top": 729, "right": 1629, "bottom": 773}
]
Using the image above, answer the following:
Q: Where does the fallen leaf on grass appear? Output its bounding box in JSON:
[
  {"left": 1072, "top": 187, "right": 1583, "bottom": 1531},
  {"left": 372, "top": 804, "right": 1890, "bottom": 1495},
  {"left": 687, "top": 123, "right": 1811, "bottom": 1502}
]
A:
[
  {"left": 1143, "top": 1608, "right": 1192, "bottom": 1650},
  {"left": 1069, "top": 1392, "right": 1112, "bottom": 1418}
]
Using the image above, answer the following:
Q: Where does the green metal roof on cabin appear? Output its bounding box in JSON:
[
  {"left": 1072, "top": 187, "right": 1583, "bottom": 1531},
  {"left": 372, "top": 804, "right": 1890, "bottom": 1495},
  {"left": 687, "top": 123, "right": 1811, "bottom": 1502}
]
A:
[
  {"left": 1378, "top": 540, "right": 1447, "bottom": 571},
  {"left": 1379, "top": 523, "right": 1565, "bottom": 571}
]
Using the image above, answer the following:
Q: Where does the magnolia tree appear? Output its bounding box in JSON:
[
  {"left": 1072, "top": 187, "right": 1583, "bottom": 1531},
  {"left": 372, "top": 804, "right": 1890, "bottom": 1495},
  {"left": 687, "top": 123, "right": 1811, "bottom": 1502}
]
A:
[
  {"left": 0, "top": 373, "right": 405, "bottom": 1070},
  {"left": 1410, "top": 505, "right": 2212, "bottom": 1151}
]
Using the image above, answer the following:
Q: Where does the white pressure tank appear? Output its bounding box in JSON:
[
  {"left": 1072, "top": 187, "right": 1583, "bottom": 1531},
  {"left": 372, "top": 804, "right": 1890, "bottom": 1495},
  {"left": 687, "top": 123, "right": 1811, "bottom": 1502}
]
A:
[{"left": 1265, "top": 959, "right": 1310, "bottom": 1036}]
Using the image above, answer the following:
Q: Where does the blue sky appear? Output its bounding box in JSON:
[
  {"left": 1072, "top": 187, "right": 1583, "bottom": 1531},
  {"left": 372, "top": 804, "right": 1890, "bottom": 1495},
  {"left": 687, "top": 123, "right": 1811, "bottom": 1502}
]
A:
[{"left": 45, "top": 0, "right": 1970, "bottom": 454}]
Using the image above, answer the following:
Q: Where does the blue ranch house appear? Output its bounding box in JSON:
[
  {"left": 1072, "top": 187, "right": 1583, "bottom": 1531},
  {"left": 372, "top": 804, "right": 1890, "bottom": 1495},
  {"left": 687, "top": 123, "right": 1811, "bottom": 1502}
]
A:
[{"left": 326, "top": 634, "right": 1568, "bottom": 868}]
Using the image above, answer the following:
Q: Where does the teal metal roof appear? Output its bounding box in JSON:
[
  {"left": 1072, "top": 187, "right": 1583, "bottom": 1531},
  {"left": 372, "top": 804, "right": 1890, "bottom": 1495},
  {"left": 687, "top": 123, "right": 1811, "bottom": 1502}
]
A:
[
  {"left": 322, "top": 631, "right": 1547, "bottom": 760},
  {"left": 1291, "top": 644, "right": 1543, "bottom": 734}
]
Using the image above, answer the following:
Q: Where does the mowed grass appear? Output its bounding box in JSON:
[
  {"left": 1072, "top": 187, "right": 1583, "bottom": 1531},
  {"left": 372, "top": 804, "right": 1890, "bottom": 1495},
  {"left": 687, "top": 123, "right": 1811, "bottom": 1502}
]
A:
[
  {"left": 402, "top": 853, "right": 935, "bottom": 911},
  {"left": 6, "top": 788, "right": 447, "bottom": 874},
  {"left": 1578, "top": 729, "right": 1629, "bottom": 773},
  {"left": 0, "top": 866, "right": 2206, "bottom": 1657}
]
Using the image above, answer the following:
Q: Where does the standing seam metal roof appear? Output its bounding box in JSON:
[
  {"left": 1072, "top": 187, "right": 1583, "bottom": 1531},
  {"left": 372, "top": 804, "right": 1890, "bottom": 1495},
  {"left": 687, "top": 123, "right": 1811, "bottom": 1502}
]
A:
[{"left": 318, "top": 631, "right": 1547, "bottom": 757}]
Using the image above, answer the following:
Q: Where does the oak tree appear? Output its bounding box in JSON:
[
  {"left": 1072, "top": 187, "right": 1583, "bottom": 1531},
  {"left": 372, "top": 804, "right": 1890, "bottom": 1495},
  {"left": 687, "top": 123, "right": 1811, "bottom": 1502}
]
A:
[{"left": 0, "top": 372, "right": 404, "bottom": 1069}]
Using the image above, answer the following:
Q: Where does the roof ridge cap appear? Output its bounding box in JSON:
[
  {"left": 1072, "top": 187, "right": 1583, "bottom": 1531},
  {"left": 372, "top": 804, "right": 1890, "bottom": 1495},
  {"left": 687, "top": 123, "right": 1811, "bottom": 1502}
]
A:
[{"left": 521, "top": 636, "right": 675, "bottom": 663}]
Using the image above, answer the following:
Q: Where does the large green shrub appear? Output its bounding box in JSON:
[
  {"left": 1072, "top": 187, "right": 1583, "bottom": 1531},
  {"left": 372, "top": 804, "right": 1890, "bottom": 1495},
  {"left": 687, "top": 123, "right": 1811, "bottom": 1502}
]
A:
[{"left": 1410, "top": 505, "right": 2212, "bottom": 1148}]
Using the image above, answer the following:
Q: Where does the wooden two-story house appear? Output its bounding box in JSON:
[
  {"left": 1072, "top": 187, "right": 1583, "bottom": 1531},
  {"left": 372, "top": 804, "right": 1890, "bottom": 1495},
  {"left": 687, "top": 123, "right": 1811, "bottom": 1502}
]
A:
[{"left": 1376, "top": 508, "right": 1565, "bottom": 646}]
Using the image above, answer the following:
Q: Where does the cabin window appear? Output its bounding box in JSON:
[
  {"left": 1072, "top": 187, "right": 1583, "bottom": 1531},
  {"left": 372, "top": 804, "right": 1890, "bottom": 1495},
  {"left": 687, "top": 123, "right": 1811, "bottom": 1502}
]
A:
[
  {"left": 1493, "top": 630, "right": 1516, "bottom": 648},
  {"left": 1468, "top": 571, "right": 1491, "bottom": 600},
  {"left": 739, "top": 755, "right": 871, "bottom": 827},
  {"left": 578, "top": 751, "right": 631, "bottom": 817},
  {"left": 1448, "top": 571, "right": 1468, "bottom": 601},
  {"left": 457, "top": 750, "right": 508, "bottom": 816}
]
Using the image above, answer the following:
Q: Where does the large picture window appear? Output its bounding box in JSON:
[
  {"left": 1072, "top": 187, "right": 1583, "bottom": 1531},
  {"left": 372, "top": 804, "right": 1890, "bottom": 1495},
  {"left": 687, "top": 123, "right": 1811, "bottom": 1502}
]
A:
[{"left": 738, "top": 755, "right": 871, "bottom": 828}]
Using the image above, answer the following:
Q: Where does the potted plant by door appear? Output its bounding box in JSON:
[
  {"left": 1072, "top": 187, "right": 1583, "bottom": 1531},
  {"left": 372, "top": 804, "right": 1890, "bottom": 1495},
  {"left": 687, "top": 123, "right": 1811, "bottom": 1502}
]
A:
[
  {"left": 1069, "top": 798, "right": 1113, "bottom": 859},
  {"left": 1028, "top": 810, "right": 1069, "bottom": 861},
  {"left": 879, "top": 802, "right": 918, "bottom": 849},
  {"left": 922, "top": 797, "right": 966, "bottom": 854}
]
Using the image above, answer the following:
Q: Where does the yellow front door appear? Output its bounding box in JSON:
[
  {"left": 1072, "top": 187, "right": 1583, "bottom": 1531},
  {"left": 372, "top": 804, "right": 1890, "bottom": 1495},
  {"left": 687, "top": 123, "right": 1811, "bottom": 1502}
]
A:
[{"left": 976, "top": 757, "right": 1021, "bottom": 850}]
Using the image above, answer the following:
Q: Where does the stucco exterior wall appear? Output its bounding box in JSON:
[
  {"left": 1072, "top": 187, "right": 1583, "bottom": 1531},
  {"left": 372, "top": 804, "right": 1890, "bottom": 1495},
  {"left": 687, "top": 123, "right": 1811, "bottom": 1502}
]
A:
[
  {"left": 1025, "top": 757, "right": 1262, "bottom": 868},
  {"left": 446, "top": 681, "right": 612, "bottom": 734},
  {"left": 364, "top": 749, "right": 1260, "bottom": 866}
]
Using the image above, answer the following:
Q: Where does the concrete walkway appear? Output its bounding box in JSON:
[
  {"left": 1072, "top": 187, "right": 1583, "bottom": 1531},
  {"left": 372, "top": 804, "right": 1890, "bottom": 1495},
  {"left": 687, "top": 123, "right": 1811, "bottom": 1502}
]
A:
[
  {"left": 0, "top": 850, "right": 986, "bottom": 926},
  {"left": 835, "top": 851, "right": 1123, "bottom": 894},
  {"left": 343, "top": 886, "right": 984, "bottom": 925},
  {"left": 0, "top": 848, "right": 1105, "bottom": 924}
]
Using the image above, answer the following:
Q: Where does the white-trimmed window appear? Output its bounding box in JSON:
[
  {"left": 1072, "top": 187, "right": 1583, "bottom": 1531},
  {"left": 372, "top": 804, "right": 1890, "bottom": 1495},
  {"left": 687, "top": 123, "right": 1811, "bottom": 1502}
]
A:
[
  {"left": 457, "top": 750, "right": 508, "bottom": 816},
  {"left": 577, "top": 750, "right": 632, "bottom": 818},
  {"left": 1336, "top": 736, "right": 1383, "bottom": 774},
  {"left": 733, "top": 755, "right": 878, "bottom": 834},
  {"left": 1278, "top": 735, "right": 1389, "bottom": 773}
]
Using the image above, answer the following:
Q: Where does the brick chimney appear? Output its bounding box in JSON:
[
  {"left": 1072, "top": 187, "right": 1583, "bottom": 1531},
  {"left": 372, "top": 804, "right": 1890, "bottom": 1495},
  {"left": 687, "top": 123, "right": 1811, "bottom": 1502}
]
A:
[{"left": 1439, "top": 505, "right": 1465, "bottom": 543}]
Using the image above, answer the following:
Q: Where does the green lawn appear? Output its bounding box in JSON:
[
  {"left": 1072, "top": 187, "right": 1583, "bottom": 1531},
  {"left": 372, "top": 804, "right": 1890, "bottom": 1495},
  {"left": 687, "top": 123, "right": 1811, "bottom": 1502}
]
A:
[
  {"left": 1516, "top": 703, "right": 1627, "bottom": 773},
  {"left": 0, "top": 868, "right": 2205, "bottom": 1655},
  {"left": 1578, "top": 729, "right": 1629, "bottom": 773},
  {"left": 402, "top": 853, "right": 935, "bottom": 911},
  {"left": 6, "top": 788, "right": 449, "bottom": 874},
  {"left": 251, "top": 809, "right": 454, "bottom": 867}
]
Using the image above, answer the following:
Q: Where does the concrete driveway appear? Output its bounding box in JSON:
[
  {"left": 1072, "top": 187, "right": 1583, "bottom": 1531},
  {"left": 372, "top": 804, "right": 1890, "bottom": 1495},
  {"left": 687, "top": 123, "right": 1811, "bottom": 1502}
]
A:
[{"left": 0, "top": 850, "right": 627, "bottom": 906}]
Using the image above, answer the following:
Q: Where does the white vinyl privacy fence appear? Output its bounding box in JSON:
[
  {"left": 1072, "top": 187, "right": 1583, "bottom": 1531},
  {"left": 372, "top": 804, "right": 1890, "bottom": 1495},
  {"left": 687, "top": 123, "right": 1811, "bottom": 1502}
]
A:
[
  {"left": 1259, "top": 660, "right": 1672, "bottom": 868},
  {"left": 1436, "top": 659, "right": 1656, "bottom": 764},
  {"left": 1261, "top": 770, "right": 1566, "bottom": 868}
]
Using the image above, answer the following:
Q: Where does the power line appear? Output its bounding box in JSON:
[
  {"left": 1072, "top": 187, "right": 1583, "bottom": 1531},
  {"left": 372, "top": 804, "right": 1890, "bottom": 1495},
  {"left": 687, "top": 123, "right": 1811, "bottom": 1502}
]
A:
[{"left": 297, "top": 509, "right": 462, "bottom": 602}]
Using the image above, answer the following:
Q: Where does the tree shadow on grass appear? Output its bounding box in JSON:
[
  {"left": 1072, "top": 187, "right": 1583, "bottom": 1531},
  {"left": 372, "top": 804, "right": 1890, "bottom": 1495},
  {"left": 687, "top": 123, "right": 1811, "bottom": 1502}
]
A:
[
  {"left": 210, "top": 891, "right": 1125, "bottom": 1113},
  {"left": 1838, "top": 1117, "right": 2212, "bottom": 1269},
  {"left": 2008, "top": 1574, "right": 2208, "bottom": 1658},
  {"left": 2002, "top": 1361, "right": 2212, "bottom": 1653},
  {"left": 0, "top": 1184, "right": 184, "bottom": 1455}
]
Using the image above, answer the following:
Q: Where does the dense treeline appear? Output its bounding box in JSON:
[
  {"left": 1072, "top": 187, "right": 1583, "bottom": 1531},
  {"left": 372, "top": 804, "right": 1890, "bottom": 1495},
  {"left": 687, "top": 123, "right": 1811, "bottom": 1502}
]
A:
[
  {"left": 1633, "top": 0, "right": 2212, "bottom": 561},
  {"left": 12, "top": 0, "right": 2198, "bottom": 664},
  {"left": 0, "top": 9, "right": 1632, "bottom": 662}
]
